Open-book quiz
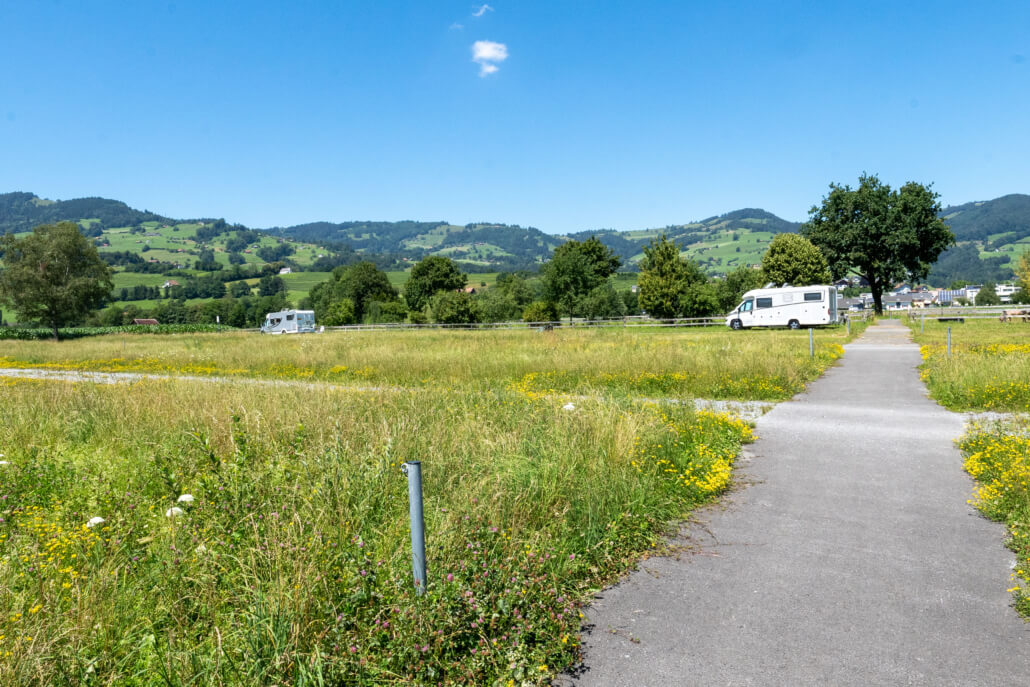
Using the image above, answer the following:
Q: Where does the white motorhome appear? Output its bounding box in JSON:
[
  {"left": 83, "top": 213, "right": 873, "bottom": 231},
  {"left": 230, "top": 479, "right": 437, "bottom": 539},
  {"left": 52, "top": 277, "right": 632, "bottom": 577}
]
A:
[
  {"left": 261, "top": 309, "right": 316, "bottom": 334},
  {"left": 726, "top": 285, "right": 838, "bottom": 330}
]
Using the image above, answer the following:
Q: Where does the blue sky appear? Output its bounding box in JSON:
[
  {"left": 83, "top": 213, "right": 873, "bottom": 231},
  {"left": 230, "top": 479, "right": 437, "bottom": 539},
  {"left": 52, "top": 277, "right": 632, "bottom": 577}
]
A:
[{"left": 1, "top": 1, "right": 1027, "bottom": 233}]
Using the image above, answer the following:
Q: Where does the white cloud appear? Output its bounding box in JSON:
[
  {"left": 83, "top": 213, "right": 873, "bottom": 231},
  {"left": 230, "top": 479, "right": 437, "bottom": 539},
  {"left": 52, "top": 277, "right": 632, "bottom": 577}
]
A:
[
  {"left": 450, "top": 22, "right": 464, "bottom": 30},
  {"left": 472, "top": 40, "right": 508, "bottom": 76},
  {"left": 473, "top": 4, "right": 493, "bottom": 18}
]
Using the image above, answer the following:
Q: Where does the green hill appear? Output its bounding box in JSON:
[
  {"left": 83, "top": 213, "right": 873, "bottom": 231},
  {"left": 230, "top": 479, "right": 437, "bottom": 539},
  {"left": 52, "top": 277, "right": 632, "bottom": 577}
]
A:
[
  {"left": 928, "top": 194, "right": 1030, "bottom": 285},
  {"left": 569, "top": 208, "right": 800, "bottom": 274},
  {"left": 3, "top": 190, "right": 1028, "bottom": 293}
]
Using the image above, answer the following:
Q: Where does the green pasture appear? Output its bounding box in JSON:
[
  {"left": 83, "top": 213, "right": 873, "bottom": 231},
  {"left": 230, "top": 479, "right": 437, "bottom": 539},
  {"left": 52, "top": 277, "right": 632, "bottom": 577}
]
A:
[{"left": 909, "top": 318, "right": 1030, "bottom": 412}]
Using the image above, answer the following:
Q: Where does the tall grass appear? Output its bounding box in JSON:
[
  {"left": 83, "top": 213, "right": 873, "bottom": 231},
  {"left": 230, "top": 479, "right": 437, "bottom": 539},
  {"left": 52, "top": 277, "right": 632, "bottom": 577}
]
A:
[
  {"left": 0, "top": 325, "right": 860, "bottom": 401},
  {"left": 909, "top": 319, "right": 1030, "bottom": 411},
  {"left": 0, "top": 377, "right": 751, "bottom": 684}
]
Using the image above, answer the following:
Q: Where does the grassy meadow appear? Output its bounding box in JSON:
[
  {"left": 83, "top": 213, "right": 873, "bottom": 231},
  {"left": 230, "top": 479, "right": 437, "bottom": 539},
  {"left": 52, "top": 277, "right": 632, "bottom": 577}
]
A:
[
  {"left": 0, "top": 325, "right": 860, "bottom": 684},
  {"left": 909, "top": 318, "right": 1030, "bottom": 412},
  {"left": 911, "top": 317, "right": 1030, "bottom": 617},
  {"left": 0, "top": 325, "right": 859, "bottom": 402}
]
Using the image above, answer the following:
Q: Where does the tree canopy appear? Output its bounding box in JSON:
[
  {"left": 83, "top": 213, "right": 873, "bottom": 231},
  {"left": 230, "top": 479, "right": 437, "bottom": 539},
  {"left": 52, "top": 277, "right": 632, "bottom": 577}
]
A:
[
  {"left": 308, "top": 261, "right": 399, "bottom": 324},
  {"left": 637, "top": 234, "right": 711, "bottom": 319},
  {"left": 0, "top": 221, "right": 114, "bottom": 339},
  {"left": 802, "top": 174, "right": 954, "bottom": 314},
  {"left": 541, "top": 237, "right": 621, "bottom": 320},
  {"left": 760, "top": 233, "right": 831, "bottom": 286},
  {"left": 404, "top": 256, "right": 466, "bottom": 313}
]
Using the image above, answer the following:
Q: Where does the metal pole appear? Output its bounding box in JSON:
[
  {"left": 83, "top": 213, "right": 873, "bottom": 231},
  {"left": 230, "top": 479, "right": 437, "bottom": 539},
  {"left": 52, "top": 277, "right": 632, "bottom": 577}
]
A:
[
  {"left": 920, "top": 313, "right": 924, "bottom": 333},
  {"left": 401, "top": 461, "right": 427, "bottom": 595},
  {"left": 809, "top": 328, "right": 814, "bottom": 357},
  {"left": 846, "top": 318, "right": 850, "bottom": 336},
  {"left": 947, "top": 327, "right": 951, "bottom": 358}
]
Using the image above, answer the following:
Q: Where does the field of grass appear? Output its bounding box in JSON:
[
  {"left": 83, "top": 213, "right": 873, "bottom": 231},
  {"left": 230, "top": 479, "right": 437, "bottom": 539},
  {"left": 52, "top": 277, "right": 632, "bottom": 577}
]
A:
[
  {"left": 909, "top": 319, "right": 1030, "bottom": 412},
  {"left": 0, "top": 326, "right": 859, "bottom": 401},
  {"left": 0, "top": 325, "right": 866, "bottom": 683}
]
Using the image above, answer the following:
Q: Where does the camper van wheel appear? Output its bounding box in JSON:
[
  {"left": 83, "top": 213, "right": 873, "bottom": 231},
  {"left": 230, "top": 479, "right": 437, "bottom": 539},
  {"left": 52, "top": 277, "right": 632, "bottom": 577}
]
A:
[
  {"left": 788, "top": 319, "right": 801, "bottom": 330},
  {"left": 730, "top": 319, "right": 743, "bottom": 330}
]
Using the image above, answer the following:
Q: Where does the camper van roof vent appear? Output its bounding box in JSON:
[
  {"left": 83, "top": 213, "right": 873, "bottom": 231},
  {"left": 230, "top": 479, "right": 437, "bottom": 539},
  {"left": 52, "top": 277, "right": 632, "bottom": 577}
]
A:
[
  {"left": 763, "top": 282, "right": 775, "bottom": 289},
  {"left": 782, "top": 283, "right": 791, "bottom": 288}
]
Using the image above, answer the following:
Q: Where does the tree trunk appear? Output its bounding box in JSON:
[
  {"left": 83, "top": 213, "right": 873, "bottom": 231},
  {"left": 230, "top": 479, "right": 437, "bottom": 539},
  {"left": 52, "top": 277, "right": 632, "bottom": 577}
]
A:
[
  {"left": 871, "top": 282, "right": 884, "bottom": 315},
  {"left": 51, "top": 318, "right": 60, "bottom": 341}
]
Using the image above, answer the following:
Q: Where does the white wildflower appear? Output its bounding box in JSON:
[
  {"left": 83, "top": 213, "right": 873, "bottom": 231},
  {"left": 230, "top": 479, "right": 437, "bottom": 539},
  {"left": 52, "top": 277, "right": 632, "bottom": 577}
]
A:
[
  {"left": 86, "top": 516, "right": 106, "bottom": 528},
  {"left": 165, "top": 507, "right": 184, "bottom": 518},
  {"left": 176, "top": 494, "right": 194, "bottom": 503},
  {"left": 562, "top": 402, "right": 576, "bottom": 411}
]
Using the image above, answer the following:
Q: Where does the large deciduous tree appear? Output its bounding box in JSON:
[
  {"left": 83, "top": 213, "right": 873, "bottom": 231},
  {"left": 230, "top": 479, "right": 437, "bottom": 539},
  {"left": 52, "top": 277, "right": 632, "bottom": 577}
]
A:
[
  {"left": 0, "top": 221, "right": 114, "bottom": 340},
  {"left": 404, "top": 256, "right": 466, "bottom": 313},
  {"left": 760, "top": 233, "right": 832, "bottom": 286},
  {"left": 802, "top": 174, "right": 954, "bottom": 314},
  {"left": 308, "top": 261, "right": 398, "bottom": 323},
  {"left": 541, "top": 237, "right": 621, "bottom": 321}
]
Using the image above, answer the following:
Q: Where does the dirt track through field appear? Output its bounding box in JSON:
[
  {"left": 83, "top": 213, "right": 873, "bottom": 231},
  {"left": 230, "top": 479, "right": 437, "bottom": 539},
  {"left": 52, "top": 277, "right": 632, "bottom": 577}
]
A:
[{"left": 561, "top": 319, "right": 1030, "bottom": 686}]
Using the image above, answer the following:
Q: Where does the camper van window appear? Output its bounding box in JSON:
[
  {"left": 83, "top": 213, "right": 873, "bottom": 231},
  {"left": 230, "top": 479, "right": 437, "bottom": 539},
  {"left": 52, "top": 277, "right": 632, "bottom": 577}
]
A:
[
  {"left": 804, "top": 292, "right": 823, "bottom": 302},
  {"left": 286, "top": 314, "right": 294, "bottom": 321},
  {"left": 740, "top": 300, "right": 753, "bottom": 312},
  {"left": 756, "top": 297, "right": 773, "bottom": 309}
]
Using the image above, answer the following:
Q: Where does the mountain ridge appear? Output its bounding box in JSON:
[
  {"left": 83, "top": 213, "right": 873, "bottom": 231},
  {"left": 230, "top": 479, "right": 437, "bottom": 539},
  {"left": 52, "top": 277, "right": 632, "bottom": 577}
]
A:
[{"left": 2, "top": 191, "right": 1027, "bottom": 279}]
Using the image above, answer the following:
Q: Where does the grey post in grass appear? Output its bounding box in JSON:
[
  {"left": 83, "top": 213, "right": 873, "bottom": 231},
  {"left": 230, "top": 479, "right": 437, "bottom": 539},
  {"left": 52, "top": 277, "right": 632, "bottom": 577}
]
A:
[
  {"left": 402, "top": 461, "right": 427, "bottom": 595},
  {"left": 809, "top": 328, "right": 814, "bottom": 357},
  {"left": 921, "top": 312, "right": 924, "bottom": 333},
  {"left": 947, "top": 326, "right": 951, "bottom": 358}
]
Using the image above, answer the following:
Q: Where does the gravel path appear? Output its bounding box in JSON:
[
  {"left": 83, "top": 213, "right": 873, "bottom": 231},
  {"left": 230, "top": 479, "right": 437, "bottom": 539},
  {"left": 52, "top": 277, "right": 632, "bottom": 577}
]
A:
[{"left": 560, "top": 320, "right": 1030, "bottom": 686}]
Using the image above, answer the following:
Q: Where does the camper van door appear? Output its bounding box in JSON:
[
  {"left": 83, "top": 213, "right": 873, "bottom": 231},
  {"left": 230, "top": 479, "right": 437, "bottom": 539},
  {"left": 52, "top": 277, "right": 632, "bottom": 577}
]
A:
[{"left": 737, "top": 297, "right": 755, "bottom": 327}]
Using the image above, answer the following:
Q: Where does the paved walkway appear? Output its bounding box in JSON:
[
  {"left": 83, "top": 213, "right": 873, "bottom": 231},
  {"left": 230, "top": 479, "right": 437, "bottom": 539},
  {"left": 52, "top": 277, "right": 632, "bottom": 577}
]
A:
[{"left": 563, "top": 320, "right": 1030, "bottom": 686}]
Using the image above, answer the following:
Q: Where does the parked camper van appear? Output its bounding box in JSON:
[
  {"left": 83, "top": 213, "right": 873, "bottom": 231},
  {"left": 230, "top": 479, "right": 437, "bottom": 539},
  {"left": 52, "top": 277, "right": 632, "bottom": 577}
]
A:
[
  {"left": 726, "top": 285, "right": 838, "bottom": 330},
  {"left": 261, "top": 309, "right": 316, "bottom": 334}
]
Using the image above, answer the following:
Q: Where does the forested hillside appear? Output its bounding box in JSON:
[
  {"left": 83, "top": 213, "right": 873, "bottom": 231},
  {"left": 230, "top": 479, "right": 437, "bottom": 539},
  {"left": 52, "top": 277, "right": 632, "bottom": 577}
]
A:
[
  {"left": 0, "top": 192, "right": 173, "bottom": 234},
  {"left": 3, "top": 190, "right": 1028, "bottom": 283}
]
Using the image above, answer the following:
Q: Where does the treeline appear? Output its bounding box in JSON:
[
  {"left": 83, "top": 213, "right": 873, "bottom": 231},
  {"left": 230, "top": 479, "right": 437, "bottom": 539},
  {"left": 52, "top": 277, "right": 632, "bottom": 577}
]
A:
[
  {"left": 927, "top": 244, "right": 1012, "bottom": 286},
  {"left": 111, "top": 264, "right": 296, "bottom": 303},
  {"left": 942, "top": 194, "right": 1030, "bottom": 244},
  {"left": 0, "top": 192, "right": 171, "bottom": 234},
  {"left": 88, "top": 294, "right": 294, "bottom": 329}
]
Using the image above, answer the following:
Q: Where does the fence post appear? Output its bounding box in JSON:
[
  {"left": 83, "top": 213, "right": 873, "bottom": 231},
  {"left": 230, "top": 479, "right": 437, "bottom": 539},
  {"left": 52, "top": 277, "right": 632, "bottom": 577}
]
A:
[
  {"left": 846, "top": 318, "right": 850, "bottom": 336},
  {"left": 401, "top": 461, "right": 427, "bottom": 595},
  {"left": 921, "top": 312, "right": 924, "bottom": 333},
  {"left": 809, "top": 328, "right": 814, "bottom": 357},
  {"left": 947, "top": 327, "right": 951, "bottom": 358}
]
